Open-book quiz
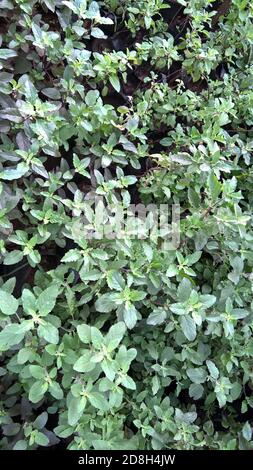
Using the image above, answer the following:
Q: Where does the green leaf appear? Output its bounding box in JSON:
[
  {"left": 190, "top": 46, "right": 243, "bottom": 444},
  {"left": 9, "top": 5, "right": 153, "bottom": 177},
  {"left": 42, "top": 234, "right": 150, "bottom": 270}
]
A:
[
  {"left": 101, "top": 358, "right": 116, "bottom": 381},
  {"left": 85, "top": 90, "right": 99, "bottom": 106},
  {"left": 147, "top": 308, "right": 167, "bottom": 326},
  {"left": 170, "top": 153, "right": 192, "bottom": 165},
  {"left": 107, "top": 271, "right": 125, "bottom": 291},
  {"left": 188, "top": 187, "right": 201, "bottom": 208},
  {"left": 186, "top": 367, "right": 207, "bottom": 384},
  {"left": 33, "top": 412, "right": 48, "bottom": 430},
  {"left": 121, "top": 375, "right": 136, "bottom": 390},
  {"left": 77, "top": 324, "right": 91, "bottom": 344},
  {"left": 0, "top": 165, "right": 28, "bottom": 181},
  {"left": 0, "top": 321, "right": 32, "bottom": 351},
  {"left": 95, "top": 293, "right": 116, "bottom": 313},
  {"left": 242, "top": 421, "right": 252, "bottom": 441},
  {"left": 144, "top": 15, "right": 152, "bottom": 29},
  {"left": 208, "top": 172, "right": 221, "bottom": 201},
  {"left": 68, "top": 397, "right": 86, "bottom": 426},
  {"left": 170, "top": 302, "right": 185, "bottom": 315},
  {"left": 105, "top": 321, "right": 126, "bottom": 351},
  {"left": 91, "top": 27, "right": 107, "bottom": 39},
  {"left": 3, "top": 250, "right": 23, "bottom": 265},
  {"left": 22, "top": 289, "right": 36, "bottom": 314},
  {"left": 35, "top": 432, "right": 49, "bottom": 447},
  {"left": 2, "top": 422, "right": 21, "bottom": 436},
  {"left": 13, "top": 440, "right": 27, "bottom": 450},
  {"left": 200, "top": 295, "right": 216, "bottom": 308},
  {"left": 177, "top": 278, "right": 192, "bottom": 302},
  {"left": 29, "top": 365, "right": 45, "bottom": 379},
  {"left": 232, "top": 308, "right": 250, "bottom": 319},
  {"left": 189, "top": 383, "right": 204, "bottom": 400},
  {"left": 36, "top": 285, "right": 59, "bottom": 316},
  {"left": 0, "top": 49, "right": 18, "bottom": 60},
  {"left": 109, "top": 75, "right": 120, "bottom": 93},
  {"left": 180, "top": 315, "right": 196, "bottom": 341},
  {"left": 42, "top": 87, "right": 61, "bottom": 99},
  {"left": 166, "top": 265, "right": 178, "bottom": 277},
  {"left": 38, "top": 322, "right": 59, "bottom": 344},
  {"left": 17, "top": 347, "right": 31, "bottom": 364},
  {"left": 0, "top": 289, "right": 18, "bottom": 315},
  {"left": 92, "top": 249, "right": 110, "bottom": 260},
  {"left": 61, "top": 249, "right": 80, "bottom": 262},
  {"left": 88, "top": 392, "right": 109, "bottom": 411},
  {"left": 73, "top": 350, "right": 95, "bottom": 372},
  {"left": 29, "top": 381, "right": 48, "bottom": 403},
  {"left": 91, "top": 326, "right": 104, "bottom": 349},
  {"left": 186, "top": 251, "right": 202, "bottom": 266},
  {"left": 130, "top": 290, "right": 146, "bottom": 301},
  {"left": 54, "top": 425, "right": 73, "bottom": 439},
  {"left": 206, "top": 360, "right": 219, "bottom": 380},
  {"left": 49, "top": 381, "right": 63, "bottom": 400},
  {"left": 80, "top": 269, "right": 101, "bottom": 282},
  {"left": 123, "top": 303, "right": 138, "bottom": 329}
]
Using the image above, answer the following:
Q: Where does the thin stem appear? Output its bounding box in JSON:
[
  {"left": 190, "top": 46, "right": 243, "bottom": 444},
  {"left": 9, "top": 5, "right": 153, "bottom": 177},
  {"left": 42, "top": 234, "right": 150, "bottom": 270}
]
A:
[{"left": 1, "top": 262, "right": 29, "bottom": 278}]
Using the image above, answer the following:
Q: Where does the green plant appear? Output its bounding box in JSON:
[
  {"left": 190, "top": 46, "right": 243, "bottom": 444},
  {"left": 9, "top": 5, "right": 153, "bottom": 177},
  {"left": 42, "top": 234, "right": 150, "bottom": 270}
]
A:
[{"left": 0, "top": 0, "right": 253, "bottom": 451}]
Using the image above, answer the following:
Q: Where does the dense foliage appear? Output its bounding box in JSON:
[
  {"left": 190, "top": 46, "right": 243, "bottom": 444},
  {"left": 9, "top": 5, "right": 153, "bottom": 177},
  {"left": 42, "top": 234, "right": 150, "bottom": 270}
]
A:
[{"left": 0, "top": 0, "right": 253, "bottom": 450}]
